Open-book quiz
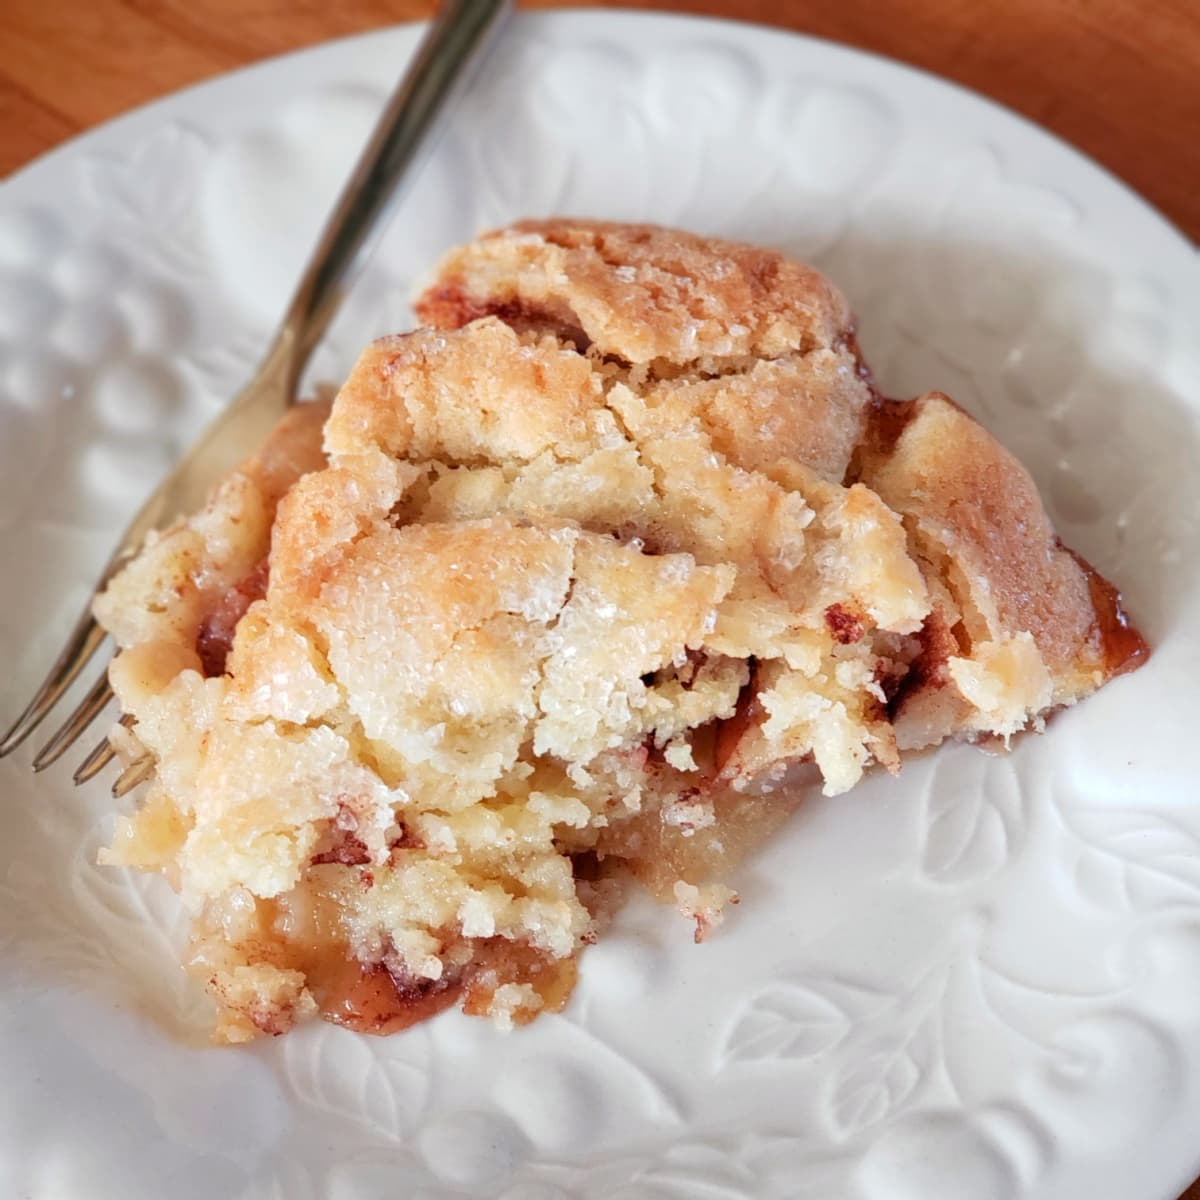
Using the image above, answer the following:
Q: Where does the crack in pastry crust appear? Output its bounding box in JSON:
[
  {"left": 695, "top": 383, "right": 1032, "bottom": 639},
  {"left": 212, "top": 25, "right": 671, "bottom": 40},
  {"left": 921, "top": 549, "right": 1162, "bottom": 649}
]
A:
[{"left": 93, "top": 220, "right": 1146, "bottom": 1041}]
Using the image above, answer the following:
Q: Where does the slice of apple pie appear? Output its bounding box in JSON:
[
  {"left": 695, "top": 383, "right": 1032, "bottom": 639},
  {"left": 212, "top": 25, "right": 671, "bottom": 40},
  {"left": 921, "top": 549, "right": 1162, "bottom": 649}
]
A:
[{"left": 93, "top": 220, "right": 1146, "bottom": 1041}]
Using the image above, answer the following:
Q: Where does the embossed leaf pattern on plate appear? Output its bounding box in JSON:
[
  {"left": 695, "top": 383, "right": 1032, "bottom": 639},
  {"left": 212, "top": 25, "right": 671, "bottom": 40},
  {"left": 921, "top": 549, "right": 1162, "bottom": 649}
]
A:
[
  {"left": 81, "top": 122, "right": 212, "bottom": 277},
  {"left": 1064, "top": 806, "right": 1200, "bottom": 913},
  {"left": 283, "top": 1022, "right": 431, "bottom": 1143},
  {"left": 720, "top": 983, "right": 851, "bottom": 1065},
  {"left": 919, "top": 749, "right": 1024, "bottom": 885}
]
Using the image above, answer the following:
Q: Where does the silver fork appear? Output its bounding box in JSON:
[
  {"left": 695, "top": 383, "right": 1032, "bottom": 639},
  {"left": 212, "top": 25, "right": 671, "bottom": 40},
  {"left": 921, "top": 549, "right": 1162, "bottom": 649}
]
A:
[{"left": 0, "top": 0, "right": 512, "bottom": 787}]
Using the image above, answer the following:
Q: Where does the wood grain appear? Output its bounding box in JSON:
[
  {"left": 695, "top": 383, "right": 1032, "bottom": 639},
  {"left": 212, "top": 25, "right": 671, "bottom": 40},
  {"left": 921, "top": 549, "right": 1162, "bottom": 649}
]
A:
[
  {"left": 1, "top": 2, "right": 1197, "bottom": 1195},
  {"left": 2, "top": 0, "right": 1198, "bottom": 241}
]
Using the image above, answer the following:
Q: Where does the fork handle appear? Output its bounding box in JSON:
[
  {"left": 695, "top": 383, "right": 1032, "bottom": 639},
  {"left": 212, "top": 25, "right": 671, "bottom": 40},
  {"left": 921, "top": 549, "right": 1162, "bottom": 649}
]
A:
[{"left": 275, "top": 0, "right": 514, "bottom": 389}]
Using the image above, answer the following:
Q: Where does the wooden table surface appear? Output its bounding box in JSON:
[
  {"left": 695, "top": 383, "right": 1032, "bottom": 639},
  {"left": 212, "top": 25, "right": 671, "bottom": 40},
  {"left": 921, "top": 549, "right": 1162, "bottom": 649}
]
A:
[
  {"left": 2, "top": 0, "right": 1198, "bottom": 242},
  {"left": 2, "top": 1, "right": 1198, "bottom": 1196}
]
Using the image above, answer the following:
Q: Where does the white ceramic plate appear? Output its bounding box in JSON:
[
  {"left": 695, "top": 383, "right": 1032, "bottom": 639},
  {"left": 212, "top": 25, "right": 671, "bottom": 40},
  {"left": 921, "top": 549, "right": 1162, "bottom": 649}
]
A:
[{"left": 2, "top": 12, "right": 1199, "bottom": 1200}]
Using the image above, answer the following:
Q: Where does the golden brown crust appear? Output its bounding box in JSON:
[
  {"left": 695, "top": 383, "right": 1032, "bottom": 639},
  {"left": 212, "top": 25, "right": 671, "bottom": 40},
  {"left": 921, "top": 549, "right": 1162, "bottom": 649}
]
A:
[
  {"left": 417, "top": 218, "right": 854, "bottom": 365},
  {"left": 323, "top": 320, "right": 605, "bottom": 466},
  {"left": 94, "top": 397, "right": 330, "bottom": 697},
  {"left": 861, "top": 393, "right": 1144, "bottom": 691},
  {"left": 631, "top": 352, "right": 869, "bottom": 486},
  {"left": 857, "top": 392, "right": 1147, "bottom": 749},
  {"left": 414, "top": 221, "right": 872, "bottom": 486}
]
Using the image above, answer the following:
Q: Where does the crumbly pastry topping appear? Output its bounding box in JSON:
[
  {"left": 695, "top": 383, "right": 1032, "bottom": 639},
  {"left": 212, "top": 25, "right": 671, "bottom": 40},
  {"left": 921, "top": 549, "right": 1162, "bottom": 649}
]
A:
[{"left": 93, "top": 220, "right": 1147, "bottom": 1041}]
